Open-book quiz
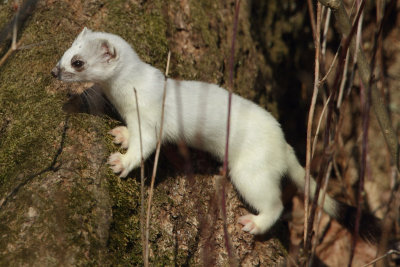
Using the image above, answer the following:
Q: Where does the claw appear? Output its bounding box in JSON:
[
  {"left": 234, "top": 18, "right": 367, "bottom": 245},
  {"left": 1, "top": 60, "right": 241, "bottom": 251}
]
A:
[
  {"left": 238, "top": 214, "right": 261, "bottom": 235},
  {"left": 108, "top": 152, "right": 125, "bottom": 175},
  {"left": 109, "top": 126, "right": 129, "bottom": 149}
]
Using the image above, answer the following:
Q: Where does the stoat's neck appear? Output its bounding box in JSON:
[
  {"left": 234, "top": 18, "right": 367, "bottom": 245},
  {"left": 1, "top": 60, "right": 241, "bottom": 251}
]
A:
[{"left": 98, "top": 51, "right": 165, "bottom": 119}]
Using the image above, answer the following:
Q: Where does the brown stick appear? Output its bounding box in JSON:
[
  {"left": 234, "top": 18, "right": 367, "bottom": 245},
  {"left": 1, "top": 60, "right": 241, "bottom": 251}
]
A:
[
  {"left": 220, "top": 0, "right": 240, "bottom": 264},
  {"left": 318, "top": 0, "right": 399, "bottom": 170},
  {"left": 363, "top": 249, "right": 400, "bottom": 267},
  {"left": 144, "top": 51, "right": 171, "bottom": 267},
  {"left": 133, "top": 88, "right": 146, "bottom": 264},
  {"left": 304, "top": 1, "right": 322, "bottom": 255}
]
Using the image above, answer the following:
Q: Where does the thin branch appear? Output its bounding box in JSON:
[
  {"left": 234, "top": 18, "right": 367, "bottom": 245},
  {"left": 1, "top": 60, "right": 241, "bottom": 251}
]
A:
[
  {"left": 311, "top": 161, "right": 333, "bottom": 262},
  {"left": 307, "top": 0, "right": 317, "bottom": 41},
  {"left": 306, "top": 3, "right": 366, "bottom": 265},
  {"left": 133, "top": 88, "right": 146, "bottom": 264},
  {"left": 220, "top": 0, "right": 240, "bottom": 264},
  {"left": 18, "top": 40, "right": 47, "bottom": 50},
  {"left": 0, "top": 0, "right": 38, "bottom": 44},
  {"left": 305, "top": 0, "right": 366, "bottom": 259},
  {"left": 311, "top": 95, "right": 331, "bottom": 158},
  {"left": 349, "top": 65, "right": 370, "bottom": 267},
  {"left": 304, "top": 1, "right": 322, "bottom": 256},
  {"left": 377, "top": 168, "right": 399, "bottom": 267},
  {"left": 321, "top": 8, "right": 331, "bottom": 57},
  {"left": 144, "top": 51, "right": 171, "bottom": 267},
  {"left": 336, "top": 49, "right": 350, "bottom": 108},
  {"left": 362, "top": 250, "right": 400, "bottom": 267},
  {"left": 319, "top": 45, "right": 340, "bottom": 85},
  {"left": 11, "top": 2, "right": 19, "bottom": 50},
  {"left": 222, "top": 0, "right": 240, "bottom": 176},
  {"left": 0, "top": 39, "right": 46, "bottom": 68},
  {"left": 318, "top": 0, "right": 399, "bottom": 170},
  {"left": 0, "top": 38, "right": 23, "bottom": 68},
  {"left": 348, "top": 2, "right": 366, "bottom": 265}
]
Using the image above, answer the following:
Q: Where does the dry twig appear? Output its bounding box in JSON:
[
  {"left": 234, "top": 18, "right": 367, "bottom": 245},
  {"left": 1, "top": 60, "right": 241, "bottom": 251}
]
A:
[
  {"left": 220, "top": 0, "right": 240, "bottom": 264},
  {"left": 311, "top": 95, "right": 331, "bottom": 158},
  {"left": 133, "top": 88, "right": 146, "bottom": 264},
  {"left": 0, "top": 0, "right": 40, "bottom": 68},
  {"left": 144, "top": 51, "right": 171, "bottom": 267},
  {"left": 318, "top": 0, "right": 399, "bottom": 170},
  {"left": 319, "top": 44, "right": 340, "bottom": 85},
  {"left": 362, "top": 249, "right": 400, "bottom": 267},
  {"left": 311, "top": 161, "right": 333, "bottom": 261},
  {"left": 304, "top": 2, "right": 322, "bottom": 258}
]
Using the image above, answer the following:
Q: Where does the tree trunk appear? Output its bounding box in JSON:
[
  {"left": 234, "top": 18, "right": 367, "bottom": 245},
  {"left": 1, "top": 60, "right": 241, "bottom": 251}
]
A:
[{"left": 0, "top": 0, "right": 311, "bottom": 265}]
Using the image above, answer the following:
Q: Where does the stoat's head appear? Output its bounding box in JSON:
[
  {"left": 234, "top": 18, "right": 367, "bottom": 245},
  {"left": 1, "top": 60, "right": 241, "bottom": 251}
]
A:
[{"left": 51, "top": 27, "right": 121, "bottom": 83}]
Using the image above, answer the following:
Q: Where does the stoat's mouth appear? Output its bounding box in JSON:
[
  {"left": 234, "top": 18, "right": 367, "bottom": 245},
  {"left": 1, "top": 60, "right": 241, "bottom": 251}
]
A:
[
  {"left": 62, "top": 93, "right": 88, "bottom": 114},
  {"left": 62, "top": 85, "right": 122, "bottom": 120}
]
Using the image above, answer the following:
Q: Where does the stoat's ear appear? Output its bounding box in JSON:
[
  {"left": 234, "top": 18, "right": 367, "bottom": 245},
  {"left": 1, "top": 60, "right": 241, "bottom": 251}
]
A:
[
  {"left": 77, "top": 27, "right": 92, "bottom": 39},
  {"left": 99, "top": 40, "right": 117, "bottom": 62}
]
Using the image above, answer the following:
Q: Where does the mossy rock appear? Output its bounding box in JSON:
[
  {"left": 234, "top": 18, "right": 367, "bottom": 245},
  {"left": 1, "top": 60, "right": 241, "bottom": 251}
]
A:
[{"left": 0, "top": 0, "right": 311, "bottom": 265}]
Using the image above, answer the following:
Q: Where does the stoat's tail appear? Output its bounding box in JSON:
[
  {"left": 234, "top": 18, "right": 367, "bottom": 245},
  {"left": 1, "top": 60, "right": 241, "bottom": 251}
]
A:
[{"left": 286, "top": 145, "right": 381, "bottom": 243}]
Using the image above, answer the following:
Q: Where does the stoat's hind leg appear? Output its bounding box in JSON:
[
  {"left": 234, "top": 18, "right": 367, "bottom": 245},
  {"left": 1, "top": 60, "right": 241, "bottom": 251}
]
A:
[
  {"left": 109, "top": 126, "right": 129, "bottom": 149},
  {"left": 232, "top": 169, "right": 284, "bottom": 235},
  {"left": 238, "top": 207, "right": 282, "bottom": 235}
]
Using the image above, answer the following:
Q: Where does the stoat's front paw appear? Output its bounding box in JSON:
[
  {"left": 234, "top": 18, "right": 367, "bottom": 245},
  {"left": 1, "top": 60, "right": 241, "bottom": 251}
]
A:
[
  {"left": 107, "top": 152, "right": 130, "bottom": 177},
  {"left": 109, "top": 126, "right": 129, "bottom": 149},
  {"left": 238, "top": 214, "right": 262, "bottom": 235}
]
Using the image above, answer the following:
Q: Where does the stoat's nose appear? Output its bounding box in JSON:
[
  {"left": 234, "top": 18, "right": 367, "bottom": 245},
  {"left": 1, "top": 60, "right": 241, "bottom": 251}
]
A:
[{"left": 51, "top": 66, "right": 59, "bottom": 78}]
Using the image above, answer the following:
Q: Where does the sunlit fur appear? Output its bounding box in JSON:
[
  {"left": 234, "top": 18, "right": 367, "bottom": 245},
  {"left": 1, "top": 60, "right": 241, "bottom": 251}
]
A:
[{"left": 54, "top": 28, "right": 342, "bottom": 235}]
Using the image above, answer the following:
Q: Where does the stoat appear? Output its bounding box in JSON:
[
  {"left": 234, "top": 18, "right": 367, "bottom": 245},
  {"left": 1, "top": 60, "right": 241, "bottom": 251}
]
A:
[{"left": 51, "top": 28, "right": 380, "bottom": 241}]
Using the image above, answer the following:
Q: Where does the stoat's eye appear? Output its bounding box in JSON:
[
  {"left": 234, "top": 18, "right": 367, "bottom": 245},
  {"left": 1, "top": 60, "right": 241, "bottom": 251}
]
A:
[{"left": 71, "top": 60, "right": 84, "bottom": 69}]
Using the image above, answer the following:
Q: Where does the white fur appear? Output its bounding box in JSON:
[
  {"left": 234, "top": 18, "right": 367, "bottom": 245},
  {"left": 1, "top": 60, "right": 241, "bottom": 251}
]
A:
[{"left": 53, "top": 28, "right": 339, "bottom": 235}]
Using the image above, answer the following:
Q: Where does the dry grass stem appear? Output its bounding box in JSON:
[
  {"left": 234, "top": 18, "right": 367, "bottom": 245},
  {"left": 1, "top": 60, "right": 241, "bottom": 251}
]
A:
[
  {"left": 319, "top": 0, "right": 399, "bottom": 170},
  {"left": 144, "top": 51, "right": 171, "bottom": 267},
  {"left": 0, "top": 0, "right": 39, "bottom": 68},
  {"left": 319, "top": 46, "right": 339, "bottom": 85},
  {"left": 307, "top": 0, "right": 317, "bottom": 41},
  {"left": 362, "top": 250, "right": 400, "bottom": 267},
  {"left": 311, "top": 95, "right": 331, "bottom": 158},
  {"left": 311, "top": 161, "right": 333, "bottom": 261},
  {"left": 304, "top": 1, "right": 322, "bottom": 254},
  {"left": 11, "top": 4, "right": 19, "bottom": 50},
  {"left": 353, "top": 3, "right": 364, "bottom": 64},
  {"left": 133, "top": 88, "right": 146, "bottom": 263},
  {"left": 321, "top": 7, "right": 331, "bottom": 57},
  {"left": 0, "top": 38, "right": 22, "bottom": 68},
  {"left": 336, "top": 50, "right": 350, "bottom": 108},
  {"left": 219, "top": 1, "right": 240, "bottom": 264},
  {"left": 377, "top": 167, "right": 399, "bottom": 267}
]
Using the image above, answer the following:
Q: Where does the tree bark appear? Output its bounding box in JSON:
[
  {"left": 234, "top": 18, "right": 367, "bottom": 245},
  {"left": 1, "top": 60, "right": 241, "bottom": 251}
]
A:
[{"left": 0, "top": 0, "right": 312, "bottom": 265}]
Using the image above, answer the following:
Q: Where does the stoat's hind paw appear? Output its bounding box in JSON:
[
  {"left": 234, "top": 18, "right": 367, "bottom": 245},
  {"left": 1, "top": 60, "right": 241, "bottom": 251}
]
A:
[
  {"left": 107, "top": 152, "right": 129, "bottom": 177},
  {"left": 238, "top": 214, "right": 263, "bottom": 235},
  {"left": 109, "top": 126, "right": 129, "bottom": 149}
]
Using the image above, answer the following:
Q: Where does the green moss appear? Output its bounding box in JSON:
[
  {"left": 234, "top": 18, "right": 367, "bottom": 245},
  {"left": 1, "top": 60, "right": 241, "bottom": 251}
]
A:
[
  {"left": 1, "top": 2, "right": 114, "bottom": 265},
  {"left": 0, "top": 25, "right": 65, "bottom": 197},
  {"left": 0, "top": 2, "right": 12, "bottom": 23},
  {"left": 107, "top": 175, "right": 143, "bottom": 265},
  {"left": 0, "top": 4, "right": 65, "bottom": 186},
  {"left": 0, "top": 2, "right": 13, "bottom": 52},
  {"left": 163, "top": 0, "right": 225, "bottom": 83},
  {"left": 102, "top": 0, "right": 168, "bottom": 69},
  {"left": 188, "top": 0, "right": 224, "bottom": 82},
  {"left": 65, "top": 182, "right": 104, "bottom": 265}
]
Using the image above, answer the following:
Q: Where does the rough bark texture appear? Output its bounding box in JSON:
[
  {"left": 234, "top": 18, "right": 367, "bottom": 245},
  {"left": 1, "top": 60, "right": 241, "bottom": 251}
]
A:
[{"left": 0, "top": 0, "right": 317, "bottom": 266}]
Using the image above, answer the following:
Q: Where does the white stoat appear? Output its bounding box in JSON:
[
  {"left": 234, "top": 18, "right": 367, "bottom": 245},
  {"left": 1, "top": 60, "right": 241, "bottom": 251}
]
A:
[{"left": 52, "top": 28, "right": 380, "bottom": 240}]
